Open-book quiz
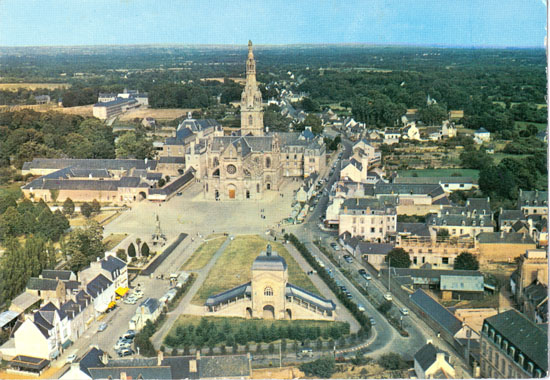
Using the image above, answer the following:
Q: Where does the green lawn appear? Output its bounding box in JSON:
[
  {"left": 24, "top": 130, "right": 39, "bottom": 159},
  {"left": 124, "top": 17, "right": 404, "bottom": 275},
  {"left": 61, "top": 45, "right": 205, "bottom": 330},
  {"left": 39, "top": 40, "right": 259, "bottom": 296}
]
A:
[
  {"left": 102, "top": 233, "right": 128, "bottom": 251},
  {"left": 191, "top": 235, "right": 318, "bottom": 305},
  {"left": 181, "top": 236, "right": 226, "bottom": 271},
  {"left": 0, "top": 183, "right": 22, "bottom": 198},
  {"left": 397, "top": 168, "right": 480, "bottom": 179},
  {"left": 492, "top": 153, "right": 531, "bottom": 165}
]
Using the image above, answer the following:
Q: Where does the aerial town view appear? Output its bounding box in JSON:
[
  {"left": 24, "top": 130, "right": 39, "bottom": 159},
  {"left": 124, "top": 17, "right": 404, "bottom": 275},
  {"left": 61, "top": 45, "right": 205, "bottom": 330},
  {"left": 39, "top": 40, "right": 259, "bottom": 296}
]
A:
[{"left": 0, "top": 1, "right": 547, "bottom": 379}]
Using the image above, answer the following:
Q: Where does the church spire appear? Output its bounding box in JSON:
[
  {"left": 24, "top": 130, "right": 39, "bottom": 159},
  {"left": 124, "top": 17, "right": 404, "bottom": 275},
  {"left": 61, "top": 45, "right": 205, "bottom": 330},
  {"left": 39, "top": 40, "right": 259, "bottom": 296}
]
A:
[{"left": 240, "top": 40, "right": 264, "bottom": 136}]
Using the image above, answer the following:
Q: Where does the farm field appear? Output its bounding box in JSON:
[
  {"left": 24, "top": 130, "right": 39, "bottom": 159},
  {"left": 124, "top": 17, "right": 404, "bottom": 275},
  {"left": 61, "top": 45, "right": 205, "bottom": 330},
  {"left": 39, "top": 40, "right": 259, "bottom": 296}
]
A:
[
  {"left": 396, "top": 168, "right": 480, "bottom": 179},
  {"left": 0, "top": 83, "right": 70, "bottom": 90},
  {"left": 515, "top": 121, "right": 547, "bottom": 131},
  {"left": 191, "top": 235, "right": 319, "bottom": 305}
]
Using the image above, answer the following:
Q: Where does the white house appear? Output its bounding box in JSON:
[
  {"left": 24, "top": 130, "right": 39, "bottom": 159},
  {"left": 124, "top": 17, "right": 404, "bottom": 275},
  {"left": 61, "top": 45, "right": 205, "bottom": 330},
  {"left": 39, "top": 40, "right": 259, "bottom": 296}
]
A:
[
  {"left": 414, "top": 342, "right": 456, "bottom": 379},
  {"left": 474, "top": 127, "right": 491, "bottom": 143},
  {"left": 129, "top": 298, "right": 162, "bottom": 331}
]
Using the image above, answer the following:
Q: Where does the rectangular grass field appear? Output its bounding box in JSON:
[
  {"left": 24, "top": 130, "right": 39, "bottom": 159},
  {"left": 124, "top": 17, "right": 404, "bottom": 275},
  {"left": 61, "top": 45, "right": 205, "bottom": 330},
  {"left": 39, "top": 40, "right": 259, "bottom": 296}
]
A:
[
  {"left": 397, "top": 168, "right": 480, "bottom": 179},
  {"left": 181, "top": 235, "right": 227, "bottom": 271},
  {"left": 191, "top": 235, "right": 318, "bottom": 305}
]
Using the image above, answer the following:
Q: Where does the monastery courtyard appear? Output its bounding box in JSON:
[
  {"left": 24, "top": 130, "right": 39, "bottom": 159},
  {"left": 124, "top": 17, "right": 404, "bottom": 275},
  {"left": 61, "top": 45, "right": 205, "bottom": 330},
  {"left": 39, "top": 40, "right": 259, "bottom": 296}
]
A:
[{"left": 103, "top": 178, "right": 303, "bottom": 239}]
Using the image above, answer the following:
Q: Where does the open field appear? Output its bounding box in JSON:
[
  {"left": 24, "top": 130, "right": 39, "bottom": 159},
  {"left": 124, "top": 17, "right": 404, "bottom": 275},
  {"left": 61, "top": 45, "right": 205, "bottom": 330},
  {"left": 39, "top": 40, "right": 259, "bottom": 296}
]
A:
[
  {"left": 200, "top": 77, "right": 246, "bottom": 85},
  {"left": 103, "top": 233, "right": 128, "bottom": 251},
  {"left": 397, "top": 168, "right": 480, "bottom": 179},
  {"left": 47, "top": 105, "right": 94, "bottom": 116},
  {"left": 191, "top": 235, "right": 318, "bottom": 305},
  {"left": 118, "top": 108, "right": 198, "bottom": 121},
  {"left": 165, "top": 314, "right": 348, "bottom": 345},
  {"left": 69, "top": 210, "right": 119, "bottom": 227},
  {"left": 0, "top": 83, "right": 70, "bottom": 91},
  {"left": 181, "top": 235, "right": 226, "bottom": 271},
  {"left": 492, "top": 153, "right": 531, "bottom": 164}
]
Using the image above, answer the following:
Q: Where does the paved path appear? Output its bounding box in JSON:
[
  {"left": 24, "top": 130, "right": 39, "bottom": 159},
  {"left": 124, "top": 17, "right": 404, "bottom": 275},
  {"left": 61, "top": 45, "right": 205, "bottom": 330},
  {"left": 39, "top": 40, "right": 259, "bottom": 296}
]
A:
[
  {"left": 284, "top": 242, "right": 361, "bottom": 333},
  {"left": 151, "top": 236, "right": 232, "bottom": 348}
]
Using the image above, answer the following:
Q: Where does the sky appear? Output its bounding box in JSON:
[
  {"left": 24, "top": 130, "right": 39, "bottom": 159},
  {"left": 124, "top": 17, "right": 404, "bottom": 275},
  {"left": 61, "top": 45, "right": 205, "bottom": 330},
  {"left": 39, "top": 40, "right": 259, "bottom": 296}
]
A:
[{"left": 0, "top": 0, "right": 546, "bottom": 47}]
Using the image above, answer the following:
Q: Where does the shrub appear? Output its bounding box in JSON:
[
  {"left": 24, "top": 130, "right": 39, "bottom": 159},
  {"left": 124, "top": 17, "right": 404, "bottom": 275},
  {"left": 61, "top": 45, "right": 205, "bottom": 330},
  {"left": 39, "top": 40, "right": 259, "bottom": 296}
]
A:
[
  {"left": 128, "top": 243, "right": 136, "bottom": 258},
  {"left": 81, "top": 202, "right": 93, "bottom": 218},
  {"left": 299, "top": 356, "right": 336, "bottom": 378},
  {"left": 141, "top": 242, "right": 150, "bottom": 257}
]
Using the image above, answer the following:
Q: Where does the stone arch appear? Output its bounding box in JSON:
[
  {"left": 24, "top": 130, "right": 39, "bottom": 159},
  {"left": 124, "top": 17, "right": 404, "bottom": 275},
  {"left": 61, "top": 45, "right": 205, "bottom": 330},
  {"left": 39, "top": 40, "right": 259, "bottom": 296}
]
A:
[
  {"left": 139, "top": 191, "right": 147, "bottom": 200},
  {"left": 266, "top": 183, "right": 271, "bottom": 190},
  {"left": 246, "top": 307, "right": 253, "bottom": 319},
  {"left": 212, "top": 168, "right": 220, "bottom": 177},
  {"left": 285, "top": 309, "right": 292, "bottom": 320},
  {"left": 263, "top": 305, "right": 275, "bottom": 319},
  {"left": 264, "top": 286, "right": 273, "bottom": 296}
]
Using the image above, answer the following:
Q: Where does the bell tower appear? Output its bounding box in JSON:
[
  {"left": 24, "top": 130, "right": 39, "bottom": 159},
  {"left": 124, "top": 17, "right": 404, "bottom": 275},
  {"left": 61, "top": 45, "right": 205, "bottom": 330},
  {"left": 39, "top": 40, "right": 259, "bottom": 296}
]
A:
[{"left": 240, "top": 41, "right": 264, "bottom": 136}]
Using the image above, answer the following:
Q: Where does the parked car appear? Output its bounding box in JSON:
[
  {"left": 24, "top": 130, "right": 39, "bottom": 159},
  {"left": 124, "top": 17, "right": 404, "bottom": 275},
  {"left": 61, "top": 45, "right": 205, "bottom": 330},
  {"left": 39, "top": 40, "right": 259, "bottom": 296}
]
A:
[
  {"left": 358, "top": 268, "right": 366, "bottom": 275},
  {"left": 345, "top": 291, "right": 353, "bottom": 298},
  {"left": 330, "top": 242, "right": 340, "bottom": 251},
  {"left": 124, "top": 330, "right": 136, "bottom": 339},
  {"left": 400, "top": 308, "right": 409, "bottom": 316},
  {"left": 118, "top": 348, "right": 134, "bottom": 357},
  {"left": 176, "top": 192, "right": 183, "bottom": 196},
  {"left": 97, "top": 322, "right": 108, "bottom": 332},
  {"left": 357, "top": 304, "right": 366, "bottom": 312},
  {"left": 114, "top": 341, "right": 131, "bottom": 351},
  {"left": 66, "top": 354, "right": 77, "bottom": 364},
  {"left": 369, "top": 317, "right": 376, "bottom": 325},
  {"left": 383, "top": 293, "right": 393, "bottom": 302},
  {"left": 361, "top": 272, "right": 372, "bottom": 281}
]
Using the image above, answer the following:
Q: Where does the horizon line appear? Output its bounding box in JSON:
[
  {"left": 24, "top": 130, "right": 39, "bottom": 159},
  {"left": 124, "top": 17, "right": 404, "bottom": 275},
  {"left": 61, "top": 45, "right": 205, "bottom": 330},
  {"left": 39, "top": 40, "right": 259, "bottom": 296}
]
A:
[{"left": 0, "top": 41, "right": 544, "bottom": 50}]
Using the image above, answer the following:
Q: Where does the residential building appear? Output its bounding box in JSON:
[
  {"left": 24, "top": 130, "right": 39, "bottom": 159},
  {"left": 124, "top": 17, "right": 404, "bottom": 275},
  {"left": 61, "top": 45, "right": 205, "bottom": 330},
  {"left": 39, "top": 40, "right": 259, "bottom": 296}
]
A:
[
  {"left": 35, "top": 95, "right": 51, "bottom": 105},
  {"left": 394, "top": 176, "right": 478, "bottom": 192},
  {"left": 129, "top": 298, "right": 162, "bottom": 331},
  {"left": 414, "top": 342, "right": 456, "bottom": 379},
  {"left": 79, "top": 255, "right": 128, "bottom": 292},
  {"left": 428, "top": 198, "right": 494, "bottom": 238},
  {"left": 473, "top": 127, "right": 491, "bottom": 143},
  {"left": 518, "top": 189, "right": 548, "bottom": 216},
  {"left": 480, "top": 309, "right": 547, "bottom": 378},
  {"left": 338, "top": 198, "right": 397, "bottom": 242},
  {"left": 59, "top": 347, "right": 104, "bottom": 380},
  {"left": 355, "top": 242, "right": 394, "bottom": 269},
  {"left": 383, "top": 128, "right": 401, "bottom": 145}
]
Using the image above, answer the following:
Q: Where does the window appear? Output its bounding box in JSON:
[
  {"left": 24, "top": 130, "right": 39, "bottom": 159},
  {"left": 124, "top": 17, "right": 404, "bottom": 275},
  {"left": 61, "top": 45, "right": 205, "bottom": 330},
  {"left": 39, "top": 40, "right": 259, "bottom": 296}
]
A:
[
  {"left": 527, "top": 362, "right": 534, "bottom": 374},
  {"left": 264, "top": 287, "right": 273, "bottom": 296},
  {"left": 257, "top": 184, "right": 260, "bottom": 193},
  {"left": 442, "top": 257, "right": 449, "bottom": 265},
  {"left": 266, "top": 157, "right": 271, "bottom": 168},
  {"left": 249, "top": 115, "right": 253, "bottom": 125},
  {"left": 518, "top": 353, "right": 525, "bottom": 366},
  {"left": 370, "top": 227, "right": 375, "bottom": 233}
]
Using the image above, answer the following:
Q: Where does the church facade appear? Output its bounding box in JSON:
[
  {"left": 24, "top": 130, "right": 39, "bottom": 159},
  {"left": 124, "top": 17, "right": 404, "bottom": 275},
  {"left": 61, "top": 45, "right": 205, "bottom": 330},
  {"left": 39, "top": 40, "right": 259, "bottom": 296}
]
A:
[
  {"left": 158, "top": 41, "right": 326, "bottom": 201},
  {"left": 205, "top": 245, "right": 336, "bottom": 320}
]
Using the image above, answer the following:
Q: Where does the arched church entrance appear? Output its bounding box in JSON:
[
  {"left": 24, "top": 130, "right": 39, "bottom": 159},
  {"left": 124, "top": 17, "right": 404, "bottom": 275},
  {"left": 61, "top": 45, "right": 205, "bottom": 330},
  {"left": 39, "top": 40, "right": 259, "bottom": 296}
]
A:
[
  {"left": 262, "top": 305, "right": 275, "bottom": 319},
  {"left": 266, "top": 183, "right": 271, "bottom": 190},
  {"left": 228, "top": 184, "right": 236, "bottom": 199}
]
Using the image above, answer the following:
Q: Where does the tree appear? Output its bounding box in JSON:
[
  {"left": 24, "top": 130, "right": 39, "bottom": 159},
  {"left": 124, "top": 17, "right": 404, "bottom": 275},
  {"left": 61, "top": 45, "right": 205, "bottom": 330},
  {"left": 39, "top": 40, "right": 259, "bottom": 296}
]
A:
[
  {"left": 454, "top": 251, "right": 480, "bottom": 270},
  {"left": 165, "top": 175, "right": 171, "bottom": 183},
  {"left": 385, "top": 248, "right": 411, "bottom": 268},
  {"left": 158, "top": 178, "right": 166, "bottom": 187},
  {"left": 63, "top": 198, "right": 75, "bottom": 216},
  {"left": 418, "top": 104, "right": 447, "bottom": 125},
  {"left": 299, "top": 356, "right": 336, "bottom": 378},
  {"left": 128, "top": 243, "right": 136, "bottom": 258},
  {"left": 81, "top": 202, "right": 93, "bottom": 218},
  {"left": 116, "top": 249, "right": 127, "bottom": 262},
  {"left": 115, "top": 131, "right": 154, "bottom": 159},
  {"left": 141, "top": 242, "right": 150, "bottom": 257},
  {"left": 377, "top": 353, "right": 408, "bottom": 370},
  {"left": 91, "top": 199, "right": 101, "bottom": 214},
  {"left": 63, "top": 221, "right": 105, "bottom": 272}
]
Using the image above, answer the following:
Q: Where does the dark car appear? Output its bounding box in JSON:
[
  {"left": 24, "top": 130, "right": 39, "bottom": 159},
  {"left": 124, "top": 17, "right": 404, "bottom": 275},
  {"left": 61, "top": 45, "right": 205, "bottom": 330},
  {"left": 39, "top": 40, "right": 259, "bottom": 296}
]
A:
[{"left": 358, "top": 268, "right": 366, "bottom": 275}]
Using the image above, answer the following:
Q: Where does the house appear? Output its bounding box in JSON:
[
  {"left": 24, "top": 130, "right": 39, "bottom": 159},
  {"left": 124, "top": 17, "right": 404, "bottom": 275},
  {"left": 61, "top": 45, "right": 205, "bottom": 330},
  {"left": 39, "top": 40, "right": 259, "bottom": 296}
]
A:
[
  {"left": 473, "top": 127, "right": 491, "bottom": 143},
  {"left": 428, "top": 198, "right": 494, "bottom": 238},
  {"left": 498, "top": 209, "right": 525, "bottom": 232},
  {"left": 7, "top": 355, "right": 50, "bottom": 376},
  {"left": 9, "top": 292, "right": 41, "bottom": 315},
  {"left": 403, "top": 122, "right": 421, "bottom": 141},
  {"left": 85, "top": 274, "right": 114, "bottom": 315},
  {"left": 142, "top": 117, "right": 156, "bottom": 128},
  {"left": 338, "top": 198, "right": 397, "bottom": 242},
  {"left": 448, "top": 110, "right": 464, "bottom": 121},
  {"left": 414, "top": 342, "right": 456, "bottom": 379},
  {"left": 59, "top": 347, "right": 105, "bottom": 380},
  {"left": 383, "top": 128, "right": 401, "bottom": 145},
  {"left": 356, "top": 242, "right": 394, "bottom": 269},
  {"left": 477, "top": 231, "right": 536, "bottom": 262},
  {"left": 25, "top": 277, "right": 66, "bottom": 307},
  {"left": 79, "top": 255, "right": 128, "bottom": 293},
  {"left": 35, "top": 95, "right": 51, "bottom": 105},
  {"left": 480, "top": 309, "right": 547, "bottom": 378},
  {"left": 129, "top": 298, "right": 162, "bottom": 331},
  {"left": 518, "top": 189, "right": 548, "bottom": 216}
]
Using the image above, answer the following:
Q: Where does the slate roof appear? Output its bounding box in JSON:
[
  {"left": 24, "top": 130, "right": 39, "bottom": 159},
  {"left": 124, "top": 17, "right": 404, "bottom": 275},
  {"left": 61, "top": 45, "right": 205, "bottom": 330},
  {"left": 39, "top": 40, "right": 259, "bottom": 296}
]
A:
[
  {"left": 101, "top": 255, "right": 126, "bottom": 279},
  {"left": 356, "top": 242, "right": 395, "bottom": 255},
  {"left": 397, "top": 222, "right": 431, "bottom": 237},
  {"left": 41, "top": 270, "right": 75, "bottom": 281},
  {"left": 69, "top": 168, "right": 111, "bottom": 178},
  {"left": 149, "top": 169, "right": 195, "bottom": 196},
  {"left": 341, "top": 197, "right": 393, "bottom": 212},
  {"left": 86, "top": 274, "right": 112, "bottom": 298},
  {"left": 0, "top": 310, "right": 19, "bottom": 329},
  {"left": 77, "top": 347, "right": 105, "bottom": 377},
  {"left": 428, "top": 213, "right": 493, "bottom": 228},
  {"left": 519, "top": 190, "right": 548, "bottom": 208},
  {"left": 252, "top": 248, "right": 287, "bottom": 271},
  {"left": 22, "top": 158, "right": 157, "bottom": 171},
  {"left": 89, "top": 366, "right": 172, "bottom": 379},
  {"left": 410, "top": 289, "right": 463, "bottom": 336},
  {"left": 485, "top": 309, "right": 548, "bottom": 371},
  {"left": 9, "top": 292, "right": 41, "bottom": 312},
  {"left": 363, "top": 183, "right": 445, "bottom": 198},
  {"left": 27, "top": 277, "right": 59, "bottom": 291},
  {"left": 286, "top": 283, "right": 336, "bottom": 311},
  {"left": 414, "top": 342, "right": 450, "bottom": 371},
  {"left": 139, "top": 298, "right": 161, "bottom": 315},
  {"left": 205, "top": 282, "right": 251, "bottom": 307},
  {"left": 179, "top": 118, "right": 221, "bottom": 133},
  {"left": 175, "top": 127, "right": 194, "bottom": 141},
  {"left": 477, "top": 232, "right": 535, "bottom": 245},
  {"left": 440, "top": 275, "right": 484, "bottom": 292},
  {"left": 475, "top": 127, "right": 490, "bottom": 134},
  {"left": 394, "top": 177, "right": 478, "bottom": 185},
  {"left": 159, "top": 156, "right": 185, "bottom": 164},
  {"left": 93, "top": 97, "right": 137, "bottom": 107}
]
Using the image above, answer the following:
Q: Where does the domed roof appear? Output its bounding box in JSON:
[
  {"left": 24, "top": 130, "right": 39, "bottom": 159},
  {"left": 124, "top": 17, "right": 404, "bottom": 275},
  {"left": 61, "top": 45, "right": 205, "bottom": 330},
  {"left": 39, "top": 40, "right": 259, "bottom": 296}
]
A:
[{"left": 252, "top": 244, "right": 287, "bottom": 271}]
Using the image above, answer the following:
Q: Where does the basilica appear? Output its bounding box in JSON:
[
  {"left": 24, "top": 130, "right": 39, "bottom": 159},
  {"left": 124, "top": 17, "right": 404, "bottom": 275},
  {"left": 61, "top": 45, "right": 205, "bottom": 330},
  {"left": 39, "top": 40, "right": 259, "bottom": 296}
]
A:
[{"left": 158, "top": 41, "right": 326, "bottom": 200}]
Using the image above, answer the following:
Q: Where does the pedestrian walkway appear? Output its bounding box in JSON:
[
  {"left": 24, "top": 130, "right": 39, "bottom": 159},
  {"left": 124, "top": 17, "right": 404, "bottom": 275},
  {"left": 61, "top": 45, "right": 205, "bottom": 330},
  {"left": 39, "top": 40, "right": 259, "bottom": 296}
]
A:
[{"left": 150, "top": 236, "right": 231, "bottom": 349}]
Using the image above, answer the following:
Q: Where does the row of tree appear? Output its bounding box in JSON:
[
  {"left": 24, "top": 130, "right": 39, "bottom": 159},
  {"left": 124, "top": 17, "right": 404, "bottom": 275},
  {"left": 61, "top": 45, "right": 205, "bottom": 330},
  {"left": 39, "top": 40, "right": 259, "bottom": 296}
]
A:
[{"left": 164, "top": 318, "right": 349, "bottom": 349}]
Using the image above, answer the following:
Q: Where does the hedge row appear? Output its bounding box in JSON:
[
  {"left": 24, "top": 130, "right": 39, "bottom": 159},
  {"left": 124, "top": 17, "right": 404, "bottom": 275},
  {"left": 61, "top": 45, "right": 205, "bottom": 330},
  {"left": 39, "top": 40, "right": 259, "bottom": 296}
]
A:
[{"left": 285, "top": 234, "right": 370, "bottom": 336}]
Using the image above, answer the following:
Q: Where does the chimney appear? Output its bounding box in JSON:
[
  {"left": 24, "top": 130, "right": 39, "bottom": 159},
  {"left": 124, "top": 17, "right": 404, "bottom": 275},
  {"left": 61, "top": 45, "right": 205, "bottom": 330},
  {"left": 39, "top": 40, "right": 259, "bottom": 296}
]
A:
[
  {"left": 120, "top": 372, "right": 127, "bottom": 380},
  {"left": 101, "top": 351, "right": 109, "bottom": 365},
  {"left": 522, "top": 232, "right": 526, "bottom": 241},
  {"left": 500, "top": 231, "right": 504, "bottom": 239},
  {"left": 196, "top": 349, "right": 201, "bottom": 360},
  {"left": 436, "top": 352, "right": 446, "bottom": 363},
  {"left": 157, "top": 350, "right": 164, "bottom": 366}
]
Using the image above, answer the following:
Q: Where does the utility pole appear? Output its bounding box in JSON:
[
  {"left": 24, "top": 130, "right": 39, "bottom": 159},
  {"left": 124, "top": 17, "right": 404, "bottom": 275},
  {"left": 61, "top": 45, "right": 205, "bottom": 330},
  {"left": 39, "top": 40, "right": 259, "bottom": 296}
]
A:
[{"left": 388, "top": 257, "right": 391, "bottom": 293}]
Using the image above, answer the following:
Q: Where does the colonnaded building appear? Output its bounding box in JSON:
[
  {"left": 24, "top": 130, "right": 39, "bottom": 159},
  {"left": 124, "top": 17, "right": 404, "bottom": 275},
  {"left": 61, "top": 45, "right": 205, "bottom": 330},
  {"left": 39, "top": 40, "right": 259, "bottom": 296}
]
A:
[{"left": 205, "top": 245, "right": 336, "bottom": 320}]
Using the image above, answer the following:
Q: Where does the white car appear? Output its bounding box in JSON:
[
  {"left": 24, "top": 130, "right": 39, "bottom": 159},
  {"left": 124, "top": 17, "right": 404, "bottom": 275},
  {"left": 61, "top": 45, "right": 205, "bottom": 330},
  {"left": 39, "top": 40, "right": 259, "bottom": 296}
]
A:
[
  {"left": 66, "top": 354, "right": 77, "bottom": 364},
  {"left": 357, "top": 304, "right": 366, "bottom": 312},
  {"left": 400, "top": 307, "right": 409, "bottom": 316},
  {"left": 124, "top": 297, "right": 137, "bottom": 305},
  {"left": 114, "top": 341, "right": 131, "bottom": 351},
  {"left": 383, "top": 293, "right": 393, "bottom": 302}
]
